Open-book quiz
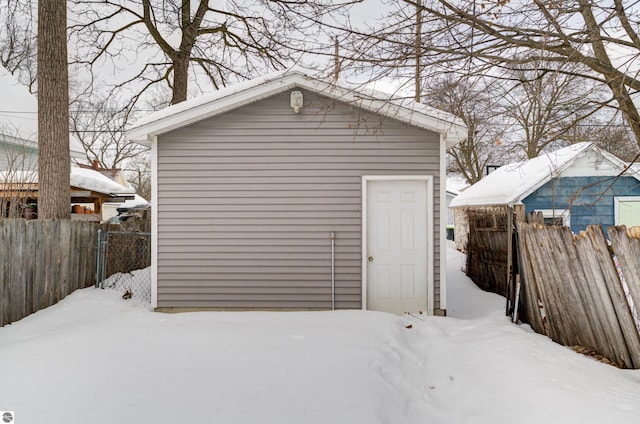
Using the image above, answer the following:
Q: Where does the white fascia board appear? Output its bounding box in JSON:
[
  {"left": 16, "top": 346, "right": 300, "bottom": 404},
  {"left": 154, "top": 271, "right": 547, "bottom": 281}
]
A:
[{"left": 127, "top": 71, "right": 467, "bottom": 147}]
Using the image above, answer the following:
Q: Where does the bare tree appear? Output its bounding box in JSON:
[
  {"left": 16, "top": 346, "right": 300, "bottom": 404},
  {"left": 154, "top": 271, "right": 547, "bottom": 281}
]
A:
[
  {"left": 403, "top": 0, "right": 640, "bottom": 148},
  {"left": 424, "top": 76, "right": 507, "bottom": 184},
  {"left": 0, "top": 0, "right": 36, "bottom": 88},
  {"left": 68, "top": 0, "right": 354, "bottom": 109},
  {"left": 38, "top": 0, "right": 70, "bottom": 219},
  {"left": 501, "top": 62, "right": 603, "bottom": 158},
  {"left": 565, "top": 116, "right": 640, "bottom": 162},
  {"left": 70, "top": 98, "right": 146, "bottom": 169},
  {"left": 124, "top": 153, "right": 151, "bottom": 200}
]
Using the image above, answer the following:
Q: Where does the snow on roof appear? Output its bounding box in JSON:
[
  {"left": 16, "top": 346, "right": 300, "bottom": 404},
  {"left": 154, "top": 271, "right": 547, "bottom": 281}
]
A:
[
  {"left": 71, "top": 166, "right": 134, "bottom": 195},
  {"left": 446, "top": 174, "right": 470, "bottom": 196},
  {"left": 119, "top": 194, "right": 149, "bottom": 208},
  {"left": 0, "top": 167, "right": 134, "bottom": 196},
  {"left": 127, "top": 68, "right": 467, "bottom": 149},
  {"left": 449, "top": 142, "right": 637, "bottom": 208}
]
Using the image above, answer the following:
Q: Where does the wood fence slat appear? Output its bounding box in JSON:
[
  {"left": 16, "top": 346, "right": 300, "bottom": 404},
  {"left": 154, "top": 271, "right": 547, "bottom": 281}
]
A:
[
  {"left": 24, "top": 220, "right": 36, "bottom": 316},
  {"left": 9, "top": 220, "right": 25, "bottom": 323},
  {"left": 59, "top": 221, "right": 71, "bottom": 299},
  {"left": 606, "top": 226, "right": 640, "bottom": 367},
  {"left": 554, "top": 226, "right": 599, "bottom": 349},
  {"left": 77, "top": 224, "right": 83, "bottom": 288},
  {"left": 574, "top": 227, "right": 630, "bottom": 366},
  {"left": 524, "top": 225, "right": 571, "bottom": 343},
  {"left": 33, "top": 218, "right": 46, "bottom": 312},
  {"left": 0, "top": 220, "right": 8, "bottom": 326},
  {"left": 515, "top": 223, "right": 546, "bottom": 334},
  {"left": 608, "top": 226, "right": 640, "bottom": 325},
  {"left": 41, "top": 220, "right": 52, "bottom": 308}
]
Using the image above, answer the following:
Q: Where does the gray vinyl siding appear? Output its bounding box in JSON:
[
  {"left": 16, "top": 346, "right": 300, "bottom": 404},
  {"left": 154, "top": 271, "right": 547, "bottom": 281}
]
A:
[{"left": 156, "top": 90, "right": 442, "bottom": 310}]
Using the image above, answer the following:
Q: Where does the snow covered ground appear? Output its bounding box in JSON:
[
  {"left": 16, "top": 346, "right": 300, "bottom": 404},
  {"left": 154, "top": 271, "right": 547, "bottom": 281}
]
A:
[{"left": 0, "top": 243, "right": 639, "bottom": 423}]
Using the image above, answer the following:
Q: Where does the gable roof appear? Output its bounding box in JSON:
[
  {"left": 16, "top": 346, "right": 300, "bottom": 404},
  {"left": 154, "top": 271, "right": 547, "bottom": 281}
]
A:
[
  {"left": 126, "top": 69, "right": 467, "bottom": 149},
  {"left": 450, "top": 142, "right": 640, "bottom": 208}
]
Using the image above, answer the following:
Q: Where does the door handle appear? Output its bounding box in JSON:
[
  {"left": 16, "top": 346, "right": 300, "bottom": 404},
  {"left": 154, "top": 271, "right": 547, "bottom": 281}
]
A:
[{"left": 368, "top": 256, "right": 374, "bottom": 262}]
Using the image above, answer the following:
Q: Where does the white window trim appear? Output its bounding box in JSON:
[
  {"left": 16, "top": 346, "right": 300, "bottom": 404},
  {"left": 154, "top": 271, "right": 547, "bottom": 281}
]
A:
[
  {"left": 361, "top": 175, "right": 434, "bottom": 315},
  {"left": 535, "top": 209, "right": 570, "bottom": 227},
  {"left": 614, "top": 196, "right": 640, "bottom": 225}
]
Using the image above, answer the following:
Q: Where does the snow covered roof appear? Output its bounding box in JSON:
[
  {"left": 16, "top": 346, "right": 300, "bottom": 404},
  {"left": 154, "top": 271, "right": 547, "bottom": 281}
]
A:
[
  {"left": 0, "top": 167, "right": 135, "bottom": 196},
  {"left": 71, "top": 167, "right": 134, "bottom": 195},
  {"left": 118, "top": 194, "right": 149, "bottom": 208},
  {"left": 127, "top": 68, "right": 467, "bottom": 149},
  {"left": 446, "top": 174, "right": 470, "bottom": 196},
  {"left": 450, "top": 143, "right": 640, "bottom": 208}
]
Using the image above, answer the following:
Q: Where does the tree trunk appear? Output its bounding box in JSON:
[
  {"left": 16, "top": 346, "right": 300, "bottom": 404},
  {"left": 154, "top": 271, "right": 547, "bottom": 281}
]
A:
[
  {"left": 37, "top": 0, "right": 70, "bottom": 219},
  {"left": 170, "top": 55, "right": 189, "bottom": 105}
]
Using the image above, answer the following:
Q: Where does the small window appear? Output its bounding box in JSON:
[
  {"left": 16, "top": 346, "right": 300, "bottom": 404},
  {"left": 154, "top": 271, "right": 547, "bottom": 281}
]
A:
[
  {"left": 536, "top": 209, "right": 570, "bottom": 227},
  {"left": 614, "top": 197, "right": 640, "bottom": 226},
  {"left": 543, "top": 216, "right": 564, "bottom": 226}
]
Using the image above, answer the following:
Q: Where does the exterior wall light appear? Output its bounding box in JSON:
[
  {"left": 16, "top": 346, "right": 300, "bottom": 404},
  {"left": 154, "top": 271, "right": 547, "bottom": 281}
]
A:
[{"left": 290, "top": 90, "right": 303, "bottom": 113}]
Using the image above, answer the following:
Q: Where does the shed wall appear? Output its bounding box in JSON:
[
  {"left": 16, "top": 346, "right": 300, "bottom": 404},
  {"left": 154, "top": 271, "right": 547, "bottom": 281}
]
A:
[
  {"left": 156, "top": 90, "right": 442, "bottom": 310},
  {"left": 523, "top": 176, "right": 640, "bottom": 233}
]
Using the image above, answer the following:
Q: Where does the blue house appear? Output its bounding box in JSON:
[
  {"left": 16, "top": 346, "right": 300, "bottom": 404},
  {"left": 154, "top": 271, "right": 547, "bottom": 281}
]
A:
[{"left": 450, "top": 143, "right": 640, "bottom": 248}]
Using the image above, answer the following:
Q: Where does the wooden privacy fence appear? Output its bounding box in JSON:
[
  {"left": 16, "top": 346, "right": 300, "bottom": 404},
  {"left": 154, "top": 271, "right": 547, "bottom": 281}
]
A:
[
  {"left": 464, "top": 207, "right": 640, "bottom": 368},
  {"left": 517, "top": 224, "right": 640, "bottom": 368},
  {"left": 0, "top": 219, "right": 99, "bottom": 327},
  {"left": 465, "top": 207, "right": 512, "bottom": 296}
]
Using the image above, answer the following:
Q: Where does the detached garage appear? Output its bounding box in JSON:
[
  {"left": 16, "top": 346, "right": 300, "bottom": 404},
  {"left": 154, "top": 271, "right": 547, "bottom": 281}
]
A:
[{"left": 127, "top": 69, "right": 466, "bottom": 315}]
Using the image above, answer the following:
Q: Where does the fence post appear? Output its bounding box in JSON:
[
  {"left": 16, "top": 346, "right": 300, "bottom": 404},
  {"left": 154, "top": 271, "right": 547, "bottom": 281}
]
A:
[
  {"left": 95, "top": 229, "right": 102, "bottom": 288},
  {"left": 505, "top": 207, "right": 514, "bottom": 316},
  {"left": 100, "top": 233, "right": 109, "bottom": 289}
]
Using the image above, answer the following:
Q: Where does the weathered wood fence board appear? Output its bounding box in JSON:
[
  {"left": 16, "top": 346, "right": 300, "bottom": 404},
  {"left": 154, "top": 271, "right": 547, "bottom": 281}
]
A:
[
  {"left": 515, "top": 226, "right": 546, "bottom": 335},
  {"left": 0, "top": 219, "right": 100, "bottom": 327},
  {"left": 608, "top": 226, "right": 640, "bottom": 331},
  {"left": 516, "top": 223, "right": 640, "bottom": 368},
  {"left": 466, "top": 207, "right": 511, "bottom": 296}
]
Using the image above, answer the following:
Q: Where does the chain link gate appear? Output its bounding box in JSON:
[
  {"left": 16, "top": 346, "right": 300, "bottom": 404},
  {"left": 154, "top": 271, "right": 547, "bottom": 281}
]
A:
[{"left": 96, "top": 230, "right": 152, "bottom": 303}]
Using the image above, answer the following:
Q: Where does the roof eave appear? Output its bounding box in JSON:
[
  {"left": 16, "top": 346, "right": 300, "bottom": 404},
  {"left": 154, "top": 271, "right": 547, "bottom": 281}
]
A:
[
  {"left": 127, "top": 72, "right": 467, "bottom": 146},
  {"left": 127, "top": 77, "right": 300, "bottom": 146}
]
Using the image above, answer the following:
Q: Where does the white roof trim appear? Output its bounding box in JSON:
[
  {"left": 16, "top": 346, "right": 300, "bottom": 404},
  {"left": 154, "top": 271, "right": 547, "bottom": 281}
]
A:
[{"left": 126, "top": 70, "right": 467, "bottom": 149}]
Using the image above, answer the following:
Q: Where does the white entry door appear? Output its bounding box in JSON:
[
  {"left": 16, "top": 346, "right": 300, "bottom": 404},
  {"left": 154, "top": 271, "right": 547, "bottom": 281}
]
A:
[{"left": 366, "top": 179, "right": 429, "bottom": 314}]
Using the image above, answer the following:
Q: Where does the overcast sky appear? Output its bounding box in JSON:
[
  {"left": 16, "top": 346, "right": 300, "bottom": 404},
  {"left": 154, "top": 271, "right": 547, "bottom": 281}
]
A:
[{"left": 0, "top": 67, "right": 38, "bottom": 140}]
